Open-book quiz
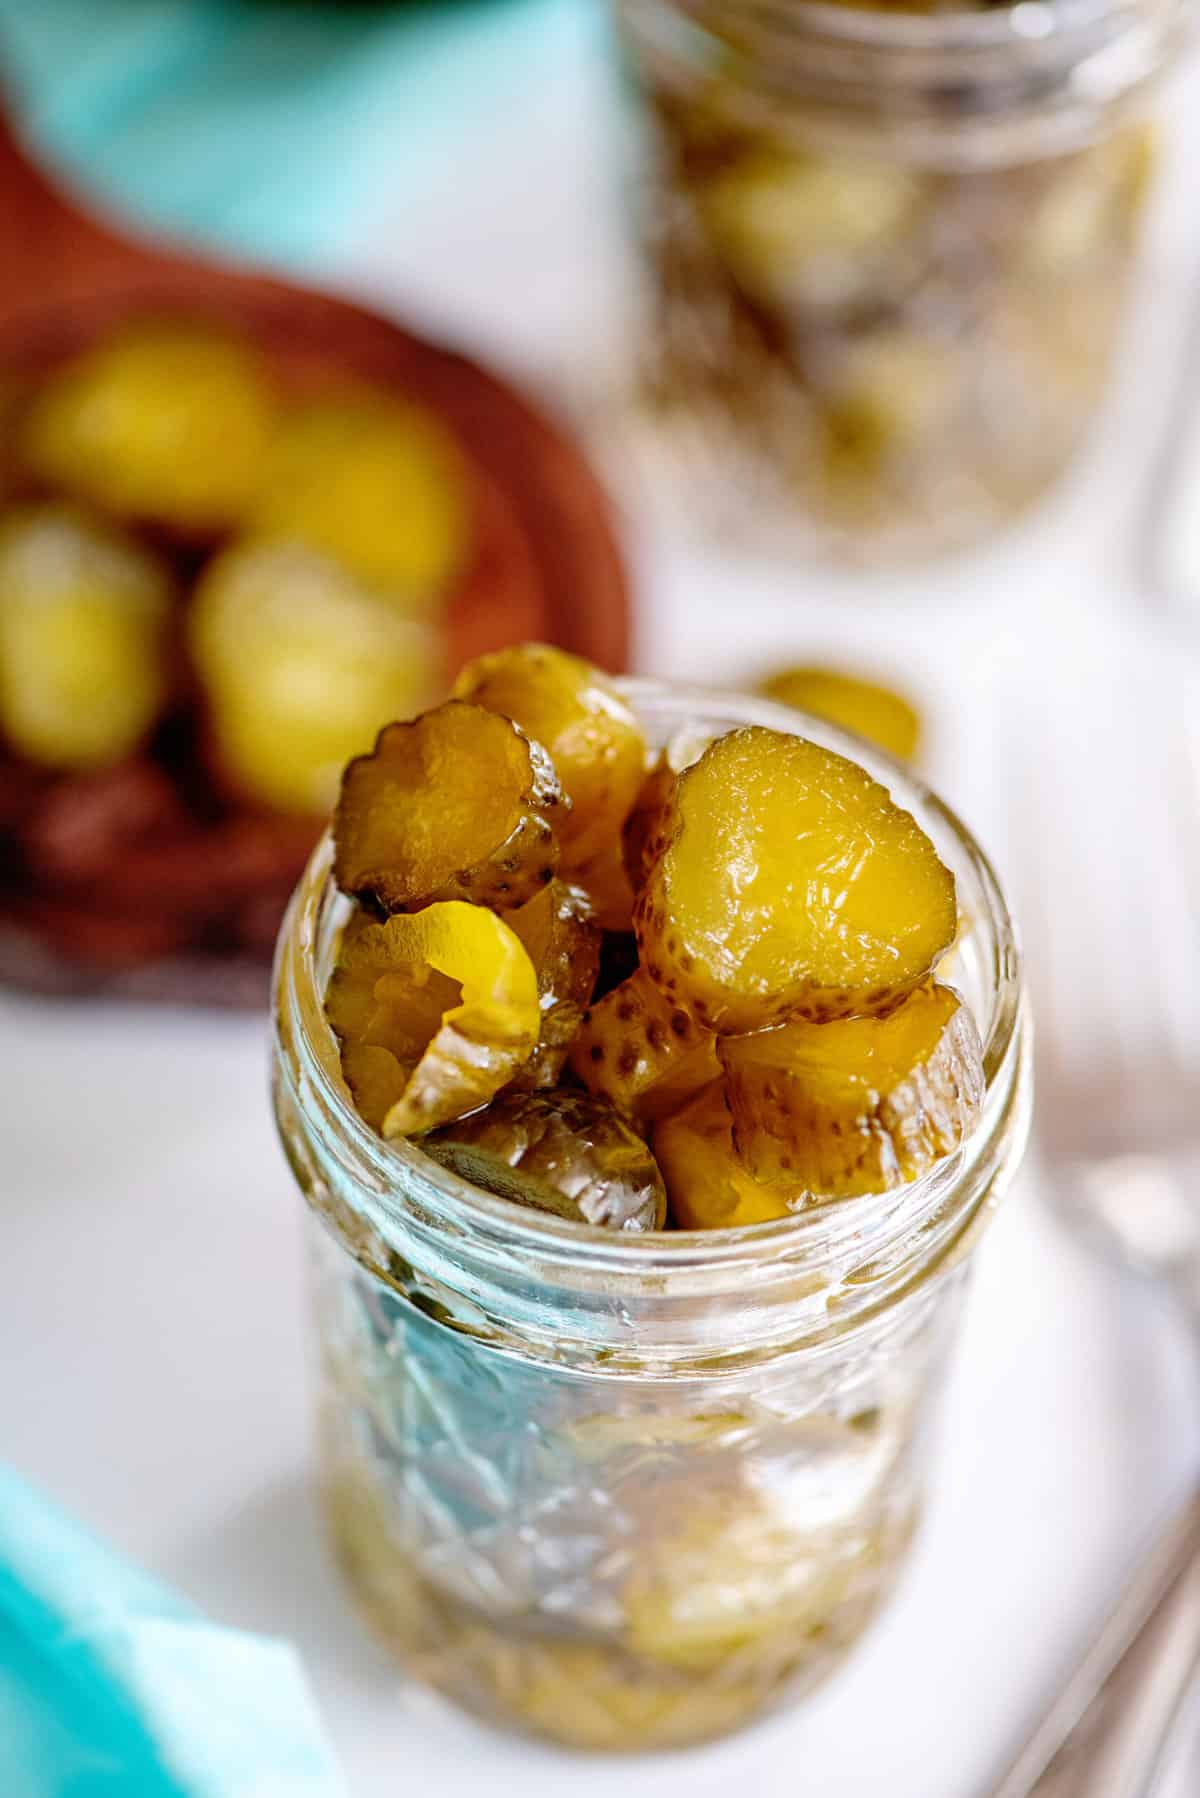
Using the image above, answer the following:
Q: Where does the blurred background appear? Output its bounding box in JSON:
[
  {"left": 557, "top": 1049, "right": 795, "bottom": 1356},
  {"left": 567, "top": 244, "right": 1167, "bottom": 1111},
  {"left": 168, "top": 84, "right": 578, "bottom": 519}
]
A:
[{"left": 0, "top": 0, "right": 1198, "bottom": 1793}]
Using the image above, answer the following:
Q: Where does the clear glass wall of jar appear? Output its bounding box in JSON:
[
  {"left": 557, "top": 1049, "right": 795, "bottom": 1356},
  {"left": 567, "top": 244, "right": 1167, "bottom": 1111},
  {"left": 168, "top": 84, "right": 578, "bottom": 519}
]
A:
[
  {"left": 271, "top": 682, "right": 1031, "bottom": 1753},
  {"left": 614, "top": 0, "right": 1193, "bottom": 562}
]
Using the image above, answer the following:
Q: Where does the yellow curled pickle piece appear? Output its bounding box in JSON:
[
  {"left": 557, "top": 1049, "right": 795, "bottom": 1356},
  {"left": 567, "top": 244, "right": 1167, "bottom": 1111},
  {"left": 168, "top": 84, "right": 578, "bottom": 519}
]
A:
[
  {"left": 452, "top": 642, "right": 646, "bottom": 866},
  {"left": 324, "top": 901, "right": 540, "bottom": 1136},
  {"left": 0, "top": 505, "right": 172, "bottom": 770},
  {"left": 635, "top": 726, "right": 956, "bottom": 1032},
  {"left": 333, "top": 700, "right": 566, "bottom": 913},
  {"left": 653, "top": 1083, "right": 793, "bottom": 1229},
  {"left": 720, "top": 981, "right": 985, "bottom": 1194},
  {"left": 421, "top": 1090, "right": 667, "bottom": 1231},
  {"left": 506, "top": 881, "right": 602, "bottom": 1090},
  {"left": 760, "top": 665, "right": 921, "bottom": 764},
  {"left": 569, "top": 965, "right": 719, "bottom": 1124},
  {"left": 22, "top": 323, "right": 274, "bottom": 531}
]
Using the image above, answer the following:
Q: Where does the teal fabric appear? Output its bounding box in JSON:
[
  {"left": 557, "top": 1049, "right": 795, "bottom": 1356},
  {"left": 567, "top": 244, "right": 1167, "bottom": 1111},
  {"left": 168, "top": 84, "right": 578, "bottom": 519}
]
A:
[
  {"left": 0, "top": 1467, "right": 346, "bottom": 1796},
  {"left": 0, "top": 0, "right": 569, "bottom": 272}
]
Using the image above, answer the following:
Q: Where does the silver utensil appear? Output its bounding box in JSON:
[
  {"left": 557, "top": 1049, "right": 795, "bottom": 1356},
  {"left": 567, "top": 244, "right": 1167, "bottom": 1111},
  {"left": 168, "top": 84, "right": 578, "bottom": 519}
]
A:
[{"left": 990, "top": 641, "right": 1200, "bottom": 1796}]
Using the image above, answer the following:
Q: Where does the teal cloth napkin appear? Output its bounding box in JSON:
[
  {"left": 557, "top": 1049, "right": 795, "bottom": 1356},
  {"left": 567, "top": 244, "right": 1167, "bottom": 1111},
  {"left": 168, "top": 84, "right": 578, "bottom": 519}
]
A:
[
  {"left": 0, "top": 0, "right": 570, "bottom": 272},
  {"left": 0, "top": 1467, "right": 347, "bottom": 1797}
]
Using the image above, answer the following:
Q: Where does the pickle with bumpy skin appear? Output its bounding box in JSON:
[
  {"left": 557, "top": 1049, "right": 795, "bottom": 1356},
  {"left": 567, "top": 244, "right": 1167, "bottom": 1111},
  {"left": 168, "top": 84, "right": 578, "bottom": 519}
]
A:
[
  {"left": 0, "top": 506, "right": 171, "bottom": 770},
  {"left": 760, "top": 666, "right": 921, "bottom": 764},
  {"left": 421, "top": 1089, "right": 666, "bottom": 1230},
  {"left": 191, "top": 541, "right": 439, "bottom": 815},
  {"left": 506, "top": 881, "right": 602, "bottom": 1090},
  {"left": 720, "top": 981, "right": 984, "bottom": 1193},
  {"left": 569, "top": 965, "right": 719, "bottom": 1124},
  {"left": 635, "top": 726, "right": 956, "bottom": 1032},
  {"left": 452, "top": 643, "right": 646, "bottom": 866},
  {"left": 653, "top": 1082, "right": 793, "bottom": 1228},
  {"left": 325, "top": 901, "right": 540, "bottom": 1136},
  {"left": 623, "top": 756, "right": 677, "bottom": 892},
  {"left": 22, "top": 323, "right": 273, "bottom": 531},
  {"left": 334, "top": 701, "right": 566, "bottom": 913},
  {"left": 248, "top": 389, "right": 470, "bottom": 601}
]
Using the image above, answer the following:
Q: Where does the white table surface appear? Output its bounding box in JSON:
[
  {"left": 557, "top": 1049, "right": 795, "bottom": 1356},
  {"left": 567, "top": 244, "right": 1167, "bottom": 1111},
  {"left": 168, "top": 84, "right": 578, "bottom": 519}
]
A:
[{"left": 4, "top": 15, "right": 1200, "bottom": 1796}]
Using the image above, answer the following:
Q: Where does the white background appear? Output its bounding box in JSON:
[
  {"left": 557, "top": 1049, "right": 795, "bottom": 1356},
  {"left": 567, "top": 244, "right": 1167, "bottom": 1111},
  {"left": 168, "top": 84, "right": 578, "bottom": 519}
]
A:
[{"left": 3, "top": 11, "right": 1200, "bottom": 1795}]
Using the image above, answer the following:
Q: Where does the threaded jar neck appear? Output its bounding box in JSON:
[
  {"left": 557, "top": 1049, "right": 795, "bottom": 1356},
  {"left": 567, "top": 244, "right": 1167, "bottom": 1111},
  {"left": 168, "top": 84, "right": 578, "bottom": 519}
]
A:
[{"left": 618, "top": 0, "right": 1193, "bottom": 165}]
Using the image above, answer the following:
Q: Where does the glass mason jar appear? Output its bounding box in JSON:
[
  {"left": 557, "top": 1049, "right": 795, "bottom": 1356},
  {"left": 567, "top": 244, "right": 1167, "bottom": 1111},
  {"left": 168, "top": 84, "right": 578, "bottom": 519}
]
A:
[
  {"left": 271, "top": 681, "right": 1031, "bottom": 1753},
  {"left": 614, "top": 0, "right": 1192, "bottom": 562}
]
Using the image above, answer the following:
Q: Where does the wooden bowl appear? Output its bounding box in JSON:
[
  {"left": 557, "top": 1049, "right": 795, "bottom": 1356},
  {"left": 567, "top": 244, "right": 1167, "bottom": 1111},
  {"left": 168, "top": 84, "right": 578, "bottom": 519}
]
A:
[{"left": 0, "top": 110, "right": 631, "bottom": 1005}]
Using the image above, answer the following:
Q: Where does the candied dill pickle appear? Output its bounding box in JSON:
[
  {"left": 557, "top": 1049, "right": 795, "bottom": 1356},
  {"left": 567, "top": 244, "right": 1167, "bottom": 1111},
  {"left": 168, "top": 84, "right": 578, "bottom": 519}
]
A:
[
  {"left": 698, "top": 150, "right": 923, "bottom": 316},
  {"left": 325, "top": 901, "right": 540, "bottom": 1136},
  {"left": 623, "top": 756, "right": 677, "bottom": 892},
  {"left": 0, "top": 506, "right": 171, "bottom": 770},
  {"left": 453, "top": 643, "right": 646, "bottom": 865},
  {"left": 570, "top": 841, "right": 637, "bottom": 933},
  {"left": 191, "top": 541, "right": 439, "bottom": 815},
  {"left": 760, "top": 666, "right": 921, "bottom": 763},
  {"left": 421, "top": 1090, "right": 666, "bottom": 1231},
  {"left": 570, "top": 965, "right": 719, "bottom": 1124},
  {"left": 721, "top": 981, "right": 984, "bottom": 1193},
  {"left": 506, "top": 882, "right": 602, "bottom": 1089},
  {"left": 334, "top": 701, "right": 565, "bottom": 913},
  {"left": 22, "top": 323, "right": 273, "bottom": 531},
  {"left": 248, "top": 390, "right": 470, "bottom": 600},
  {"left": 653, "top": 1082, "right": 792, "bottom": 1228},
  {"left": 636, "top": 726, "right": 956, "bottom": 1031}
]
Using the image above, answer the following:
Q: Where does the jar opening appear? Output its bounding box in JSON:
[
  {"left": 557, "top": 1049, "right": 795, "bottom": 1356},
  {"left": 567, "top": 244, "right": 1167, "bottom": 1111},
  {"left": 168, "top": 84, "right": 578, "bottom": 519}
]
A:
[{"left": 273, "top": 679, "right": 1031, "bottom": 1368}]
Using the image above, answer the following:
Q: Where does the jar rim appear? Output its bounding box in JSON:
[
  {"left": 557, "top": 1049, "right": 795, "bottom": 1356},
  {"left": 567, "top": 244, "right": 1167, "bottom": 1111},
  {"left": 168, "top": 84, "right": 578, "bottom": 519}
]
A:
[{"left": 274, "top": 676, "right": 1027, "bottom": 1282}]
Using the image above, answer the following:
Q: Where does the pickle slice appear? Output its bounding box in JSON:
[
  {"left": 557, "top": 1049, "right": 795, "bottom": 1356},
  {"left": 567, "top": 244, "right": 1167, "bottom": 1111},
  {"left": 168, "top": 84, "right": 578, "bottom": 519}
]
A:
[
  {"left": 325, "top": 901, "right": 540, "bottom": 1135},
  {"left": 652, "top": 1082, "right": 792, "bottom": 1229},
  {"left": 569, "top": 966, "right": 720, "bottom": 1124},
  {"left": 248, "top": 390, "right": 470, "bottom": 601},
  {"left": 635, "top": 726, "right": 956, "bottom": 1031},
  {"left": 720, "top": 981, "right": 984, "bottom": 1193},
  {"left": 334, "top": 700, "right": 566, "bottom": 913},
  {"left": 421, "top": 1090, "right": 666, "bottom": 1231},
  {"left": 0, "top": 506, "right": 171, "bottom": 770},
  {"left": 760, "top": 666, "right": 921, "bottom": 764},
  {"left": 191, "top": 541, "right": 439, "bottom": 815},
  {"left": 452, "top": 643, "right": 646, "bottom": 866},
  {"left": 22, "top": 323, "right": 273, "bottom": 531},
  {"left": 570, "top": 841, "right": 637, "bottom": 933},
  {"left": 623, "top": 756, "right": 677, "bottom": 893},
  {"left": 506, "top": 881, "right": 602, "bottom": 1090}
]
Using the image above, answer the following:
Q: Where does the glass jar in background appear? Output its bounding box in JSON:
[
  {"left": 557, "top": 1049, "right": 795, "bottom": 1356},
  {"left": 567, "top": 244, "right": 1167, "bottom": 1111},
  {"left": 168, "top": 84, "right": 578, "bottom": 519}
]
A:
[
  {"left": 614, "top": 0, "right": 1192, "bottom": 562},
  {"left": 271, "top": 682, "right": 1031, "bottom": 1753}
]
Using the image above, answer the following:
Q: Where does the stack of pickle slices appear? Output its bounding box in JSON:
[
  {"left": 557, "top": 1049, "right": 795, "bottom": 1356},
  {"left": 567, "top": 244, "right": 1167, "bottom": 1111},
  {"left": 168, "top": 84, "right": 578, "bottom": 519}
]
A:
[{"left": 325, "top": 642, "right": 984, "bottom": 1229}]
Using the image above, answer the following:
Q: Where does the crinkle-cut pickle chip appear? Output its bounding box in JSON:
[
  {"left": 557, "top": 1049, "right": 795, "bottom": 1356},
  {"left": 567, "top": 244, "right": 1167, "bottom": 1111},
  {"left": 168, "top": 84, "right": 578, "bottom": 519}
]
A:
[
  {"left": 623, "top": 756, "right": 677, "bottom": 893},
  {"left": 506, "top": 882, "right": 602, "bottom": 1090},
  {"left": 720, "top": 981, "right": 984, "bottom": 1194},
  {"left": 325, "top": 902, "right": 540, "bottom": 1136},
  {"left": 191, "top": 540, "right": 439, "bottom": 815},
  {"left": 421, "top": 1090, "right": 666, "bottom": 1231},
  {"left": 22, "top": 322, "right": 274, "bottom": 531},
  {"left": 334, "top": 701, "right": 565, "bottom": 914},
  {"left": 653, "top": 1082, "right": 793, "bottom": 1229},
  {"left": 570, "top": 965, "right": 719, "bottom": 1124},
  {"left": 452, "top": 643, "right": 646, "bottom": 865},
  {"left": 0, "top": 506, "right": 171, "bottom": 770},
  {"left": 248, "top": 389, "right": 470, "bottom": 601},
  {"left": 635, "top": 726, "right": 956, "bottom": 1032},
  {"left": 760, "top": 665, "right": 921, "bottom": 765}
]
